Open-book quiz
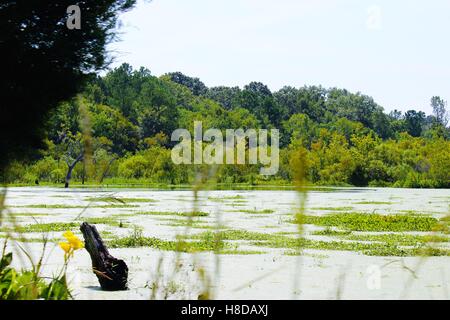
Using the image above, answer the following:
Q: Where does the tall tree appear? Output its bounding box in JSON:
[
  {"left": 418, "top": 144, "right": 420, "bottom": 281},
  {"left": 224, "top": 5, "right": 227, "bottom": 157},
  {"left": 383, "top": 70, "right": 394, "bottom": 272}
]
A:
[
  {"left": 165, "top": 72, "right": 208, "bottom": 96},
  {"left": 0, "top": 0, "right": 137, "bottom": 171},
  {"left": 430, "top": 96, "right": 448, "bottom": 127},
  {"left": 404, "top": 110, "right": 426, "bottom": 137}
]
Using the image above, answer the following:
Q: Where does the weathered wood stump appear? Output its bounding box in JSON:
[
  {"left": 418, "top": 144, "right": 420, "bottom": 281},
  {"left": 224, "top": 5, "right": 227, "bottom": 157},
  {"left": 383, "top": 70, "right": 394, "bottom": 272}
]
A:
[{"left": 80, "top": 222, "right": 128, "bottom": 291}]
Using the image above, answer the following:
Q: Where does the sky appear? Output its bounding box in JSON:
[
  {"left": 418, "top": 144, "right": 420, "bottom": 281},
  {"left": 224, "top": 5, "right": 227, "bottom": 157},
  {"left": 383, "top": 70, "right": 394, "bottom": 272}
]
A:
[{"left": 107, "top": 0, "right": 450, "bottom": 114}]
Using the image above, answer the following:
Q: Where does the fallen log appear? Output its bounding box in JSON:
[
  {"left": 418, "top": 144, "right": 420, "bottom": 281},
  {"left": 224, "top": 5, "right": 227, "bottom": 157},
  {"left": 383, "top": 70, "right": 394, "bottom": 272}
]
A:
[{"left": 80, "top": 222, "right": 128, "bottom": 291}]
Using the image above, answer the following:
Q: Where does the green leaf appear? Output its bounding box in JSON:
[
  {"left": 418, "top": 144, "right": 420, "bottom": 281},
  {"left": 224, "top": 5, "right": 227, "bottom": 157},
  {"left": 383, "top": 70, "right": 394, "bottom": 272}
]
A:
[{"left": 0, "top": 252, "right": 12, "bottom": 272}]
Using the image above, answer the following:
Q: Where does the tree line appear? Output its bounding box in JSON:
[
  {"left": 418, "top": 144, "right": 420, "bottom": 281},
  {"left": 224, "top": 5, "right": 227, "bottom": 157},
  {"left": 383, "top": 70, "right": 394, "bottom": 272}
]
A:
[{"left": 3, "top": 63, "right": 449, "bottom": 188}]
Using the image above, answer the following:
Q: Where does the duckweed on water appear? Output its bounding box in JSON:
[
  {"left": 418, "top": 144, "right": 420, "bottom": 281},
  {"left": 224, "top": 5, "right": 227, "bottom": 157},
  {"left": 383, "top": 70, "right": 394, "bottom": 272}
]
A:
[
  {"left": 310, "top": 207, "right": 353, "bottom": 211},
  {"left": 136, "top": 211, "right": 209, "bottom": 217},
  {"left": 107, "top": 228, "right": 229, "bottom": 252},
  {"left": 292, "top": 213, "right": 439, "bottom": 232},
  {"left": 353, "top": 201, "right": 394, "bottom": 205},
  {"left": 155, "top": 217, "right": 220, "bottom": 229},
  {"left": 108, "top": 229, "right": 262, "bottom": 254},
  {"left": 208, "top": 195, "right": 245, "bottom": 202},
  {"left": 18, "top": 204, "right": 138, "bottom": 209},
  {"left": 240, "top": 209, "right": 274, "bottom": 214},
  {"left": 189, "top": 229, "right": 450, "bottom": 256},
  {"left": 8, "top": 212, "right": 50, "bottom": 217},
  {"left": 6, "top": 222, "right": 81, "bottom": 233},
  {"left": 0, "top": 216, "right": 129, "bottom": 233},
  {"left": 252, "top": 235, "right": 450, "bottom": 256},
  {"left": 226, "top": 208, "right": 274, "bottom": 214},
  {"left": 86, "top": 196, "right": 157, "bottom": 203},
  {"left": 82, "top": 217, "right": 128, "bottom": 228},
  {"left": 312, "top": 229, "right": 450, "bottom": 246},
  {"left": 191, "top": 230, "right": 274, "bottom": 241}
]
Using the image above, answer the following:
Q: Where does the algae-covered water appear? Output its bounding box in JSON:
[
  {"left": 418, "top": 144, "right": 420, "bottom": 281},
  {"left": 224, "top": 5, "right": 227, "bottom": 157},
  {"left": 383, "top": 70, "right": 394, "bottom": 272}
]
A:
[{"left": 1, "top": 187, "right": 449, "bottom": 299}]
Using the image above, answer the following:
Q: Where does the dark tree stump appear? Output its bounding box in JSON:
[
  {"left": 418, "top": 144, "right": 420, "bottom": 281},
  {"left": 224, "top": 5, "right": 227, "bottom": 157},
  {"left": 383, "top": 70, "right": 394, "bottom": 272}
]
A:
[{"left": 80, "top": 222, "right": 128, "bottom": 291}]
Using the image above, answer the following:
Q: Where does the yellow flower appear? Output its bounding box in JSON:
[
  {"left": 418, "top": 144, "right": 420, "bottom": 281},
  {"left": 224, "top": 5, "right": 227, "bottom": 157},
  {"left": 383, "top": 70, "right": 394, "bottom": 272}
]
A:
[
  {"left": 59, "top": 230, "right": 84, "bottom": 260},
  {"left": 63, "top": 230, "right": 76, "bottom": 241},
  {"left": 63, "top": 230, "right": 84, "bottom": 250},
  {"left": 68, "top": 236, "right": 84, "bottom": 250},
  {"left": 59, "top": 242, "right": 71, "bottom": 254}
]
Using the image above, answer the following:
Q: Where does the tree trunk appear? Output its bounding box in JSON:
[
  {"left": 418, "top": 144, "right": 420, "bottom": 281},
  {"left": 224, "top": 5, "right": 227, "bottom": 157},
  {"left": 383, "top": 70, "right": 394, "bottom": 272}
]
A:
[
  {"left": 99, "top": 158, "right": 115, "bottom": 183},
  {"left": 64, "top": 165, "right": 74, "bottom": 188},
  {"left": 80, "top": 222, "right": 128, "bottom": 291},
  {"left": 64, "top": 153, "right": 83, "bottom": 188},
  {"left": 81, "top": 162, "right": 85, "bottom": 185}
]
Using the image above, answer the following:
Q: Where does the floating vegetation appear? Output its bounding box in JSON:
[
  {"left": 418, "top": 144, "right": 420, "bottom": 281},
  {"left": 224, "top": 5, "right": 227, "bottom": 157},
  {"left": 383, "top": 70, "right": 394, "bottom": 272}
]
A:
[
  {"left": 310, "top": 207, "right": 353, "bottom": 211},
  {"left": 136, "top": 211, "right": 209, "bottom": 217},
  {"left": 7, "top": 212, "right": 50, "bottom": 217},
  {"left": 82, "top": 217, "right": 128, "bottom": 228},
  {"left": 312, "top": 228, "right": 450, "bottom": 246},
  {"left": 252, "top": 235, "right": 450, "bottom": 257},
  {"left": 190, "top": 230, "right": 274, "bottom": 241},
  {"left": 188, "top": 228, "right": 450, "bottom": 257},
  {"left": 86, "top": 196, "right": 157, "bottom": 203},
  {"left": 291, "top": 213, "right": 439, "bottom": 232},
  {"left": 108, "top": 228, "right": 228, "bottom": 253},
  {"left": 240, "top": 209, "right": 274, "bottom": 214},
  {"left": 17, "top": 204, "right": 138, "bottom": 209},
  {"left": 153, "top": 217, "right": 219, "bottom": 230},
  {"left": 353, "top": 201, "right": 394, "bottom": 205},
  {"left": 2, "top": 222, "right": 81, "bottom": 233}
]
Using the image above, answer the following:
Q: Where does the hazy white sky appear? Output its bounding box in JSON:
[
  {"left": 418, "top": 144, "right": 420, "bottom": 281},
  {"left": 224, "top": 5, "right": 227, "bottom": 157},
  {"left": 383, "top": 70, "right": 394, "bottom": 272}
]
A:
[{"left": 107, "top": 0, "right": 450, "bottom": 114}]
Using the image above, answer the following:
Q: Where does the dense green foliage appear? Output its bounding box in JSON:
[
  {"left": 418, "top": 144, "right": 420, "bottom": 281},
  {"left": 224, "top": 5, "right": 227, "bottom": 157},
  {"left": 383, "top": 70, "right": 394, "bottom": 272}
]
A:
[
  {"left": 4, "top": 64, "right": 449, "bottom": 188},
  {"left": 0, "top": 250, "right": 70, "bottom": 300},
  {"left": 0, "top": 1, "right": 137, "bottom": 170}
]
